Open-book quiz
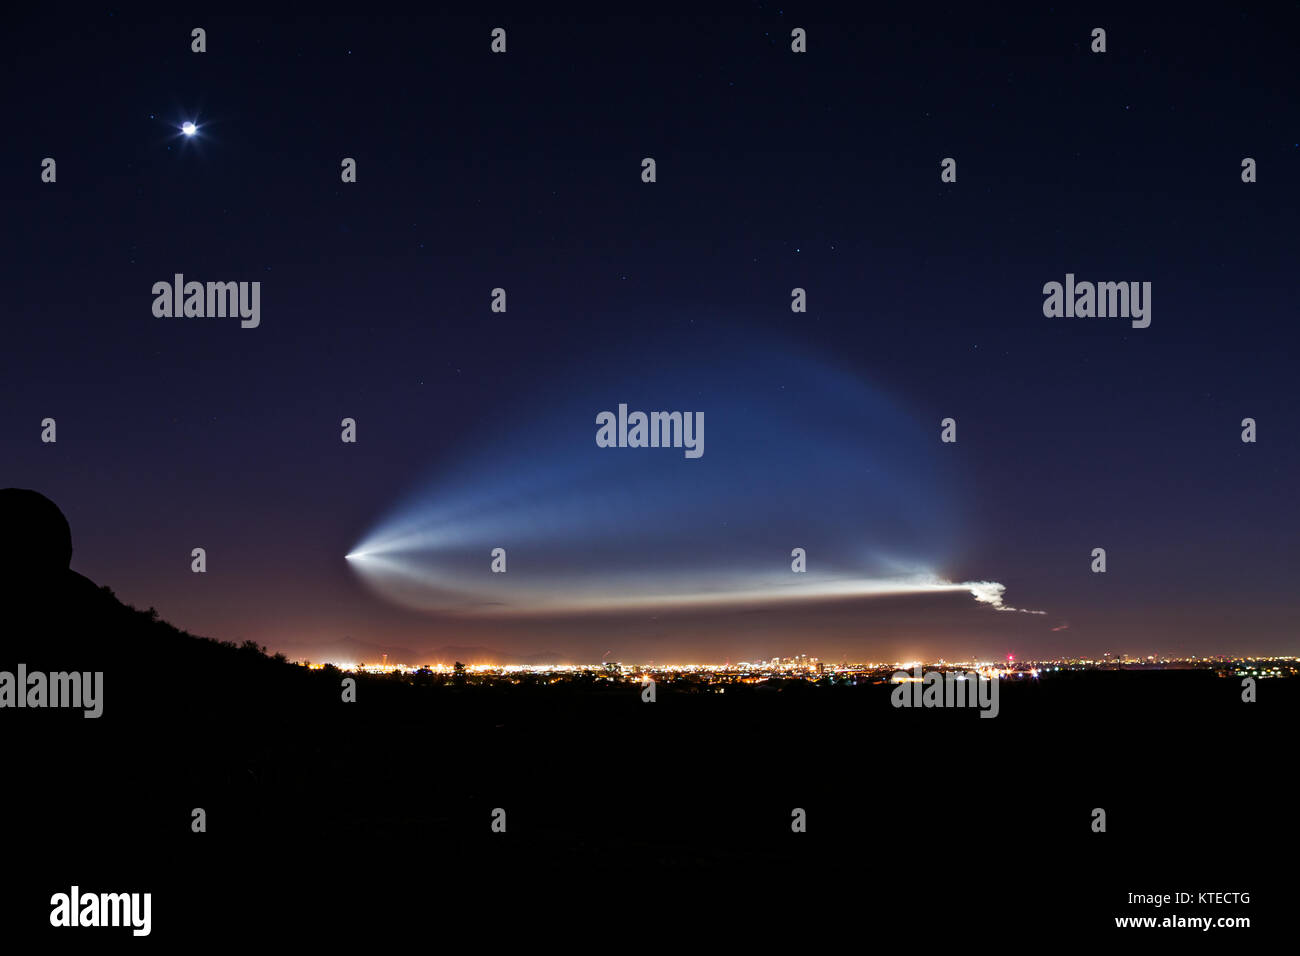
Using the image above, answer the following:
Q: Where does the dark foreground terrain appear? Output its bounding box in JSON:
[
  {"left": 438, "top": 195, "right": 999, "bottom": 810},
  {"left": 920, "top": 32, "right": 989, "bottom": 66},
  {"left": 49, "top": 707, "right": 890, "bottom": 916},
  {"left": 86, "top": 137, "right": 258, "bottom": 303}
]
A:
[{"left": 7, "top": 576, "right": 1288, "bottom": 944}]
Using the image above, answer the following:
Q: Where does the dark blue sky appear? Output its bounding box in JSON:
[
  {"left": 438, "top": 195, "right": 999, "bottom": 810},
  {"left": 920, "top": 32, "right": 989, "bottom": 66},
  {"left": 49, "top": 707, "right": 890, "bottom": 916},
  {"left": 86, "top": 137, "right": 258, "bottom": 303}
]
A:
[{"left": 4, "top": 8, "right": 1296, "bottom": 662}]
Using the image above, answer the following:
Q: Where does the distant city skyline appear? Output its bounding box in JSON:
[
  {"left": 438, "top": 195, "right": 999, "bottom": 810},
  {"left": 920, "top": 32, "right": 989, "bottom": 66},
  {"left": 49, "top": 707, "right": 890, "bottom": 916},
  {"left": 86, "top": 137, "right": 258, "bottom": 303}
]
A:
[{"left": 293, "top": 652, "right": 1299, "bottom": 673}]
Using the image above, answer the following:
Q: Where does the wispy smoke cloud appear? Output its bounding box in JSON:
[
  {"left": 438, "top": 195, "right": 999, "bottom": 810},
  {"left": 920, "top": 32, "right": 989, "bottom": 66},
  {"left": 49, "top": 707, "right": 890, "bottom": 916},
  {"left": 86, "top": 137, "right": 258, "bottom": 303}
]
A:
[
  {"left": 346, "top": 559, "right": 1044, "bottom": 619},
  {"left": 961, "top": 581, "right": 1048, "bottom": 615}
]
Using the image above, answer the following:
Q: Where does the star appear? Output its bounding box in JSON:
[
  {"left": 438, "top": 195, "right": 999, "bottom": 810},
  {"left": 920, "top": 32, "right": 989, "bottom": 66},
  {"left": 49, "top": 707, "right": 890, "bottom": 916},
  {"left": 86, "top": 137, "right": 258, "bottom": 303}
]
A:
[{"left": 181, "top": 122, "right": 197, "bottom": 136}]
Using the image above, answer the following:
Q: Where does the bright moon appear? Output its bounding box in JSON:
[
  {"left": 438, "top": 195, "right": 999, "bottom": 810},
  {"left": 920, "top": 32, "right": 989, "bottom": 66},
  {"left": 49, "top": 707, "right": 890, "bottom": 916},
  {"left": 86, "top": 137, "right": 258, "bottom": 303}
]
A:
[{"left": 181, "top": 122, "right": 197, "bottom": 136}]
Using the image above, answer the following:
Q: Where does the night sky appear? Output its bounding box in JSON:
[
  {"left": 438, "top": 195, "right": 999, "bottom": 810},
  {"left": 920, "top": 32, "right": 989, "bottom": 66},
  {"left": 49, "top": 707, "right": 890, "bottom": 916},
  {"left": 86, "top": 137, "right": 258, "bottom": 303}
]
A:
[{"left": 5, "top": 8, "right": 1296, "bottom": 664}]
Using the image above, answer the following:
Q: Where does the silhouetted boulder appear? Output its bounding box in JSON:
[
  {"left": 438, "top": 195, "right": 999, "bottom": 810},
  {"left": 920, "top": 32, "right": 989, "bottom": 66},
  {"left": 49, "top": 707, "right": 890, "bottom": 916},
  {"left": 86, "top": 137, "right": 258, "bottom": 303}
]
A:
[{"left": 0, "top": 488, "right": 71, "bottom": 581}]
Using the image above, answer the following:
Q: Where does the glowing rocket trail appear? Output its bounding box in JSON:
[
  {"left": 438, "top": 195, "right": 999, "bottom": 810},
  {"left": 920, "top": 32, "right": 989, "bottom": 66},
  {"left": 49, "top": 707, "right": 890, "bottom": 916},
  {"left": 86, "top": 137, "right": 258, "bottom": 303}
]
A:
[{"left": 345, "top": 344, "right": 1043, "bottom": 618}]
